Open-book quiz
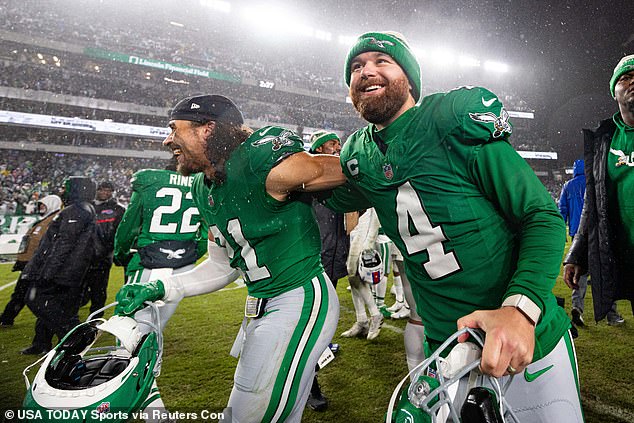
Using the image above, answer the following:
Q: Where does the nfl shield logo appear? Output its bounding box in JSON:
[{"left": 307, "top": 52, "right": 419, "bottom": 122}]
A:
[
  {"left": 383, "top": 163, "right": 393, "bottom": 180},
  {"left": 96, "top": 402, "right": 110, "bottom": 414},
  {"left": 208, "top": 195, "right": 214, "bottom": 207}
]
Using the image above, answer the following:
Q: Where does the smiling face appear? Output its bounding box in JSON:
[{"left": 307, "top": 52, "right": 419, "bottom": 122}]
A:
[
  {"left": 163, "top": 120, "right": 213, "bottom": 177},
  {"left": 349, "top": 51, "right": 415, "bottom": 128},
  {"left": 315, "top": 139, "right": 341, "bottom": 156}
]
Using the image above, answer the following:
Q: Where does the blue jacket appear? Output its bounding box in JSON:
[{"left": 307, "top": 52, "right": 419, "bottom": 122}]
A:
[{"left": 558, "top": 160, "right": 585, "bottom": 236}]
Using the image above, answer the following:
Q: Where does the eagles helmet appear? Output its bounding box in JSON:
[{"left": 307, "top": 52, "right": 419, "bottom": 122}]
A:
[
  {"left": 358, "top": 248, "right": 383, "bottom": 285},
  {"left": 22, "top": 305, "right": 162, "bottom": 423},
  {"left": 387, "top": 327, "right": 520, "bottom": 423}
]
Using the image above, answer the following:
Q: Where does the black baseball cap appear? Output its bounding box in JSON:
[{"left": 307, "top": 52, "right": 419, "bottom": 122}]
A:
[
  {"left": 97, "top": 181, "right": 115, "bottom": 190},
  {"left": 169, "top": 94, "right": 244, "bottom": 125}
]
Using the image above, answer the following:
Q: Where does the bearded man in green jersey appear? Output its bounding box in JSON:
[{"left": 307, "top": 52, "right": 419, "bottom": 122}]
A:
[
  {"left": 115, "top": 94, "right": 345, "bottom": 422},
  {"left": 326, "top": 31, "right": 584, "bottom": 421}
]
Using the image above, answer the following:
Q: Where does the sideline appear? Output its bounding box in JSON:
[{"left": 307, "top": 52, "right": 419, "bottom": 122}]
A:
[{"left": 0, "top": 280, "right": 17, "bottom": 292}]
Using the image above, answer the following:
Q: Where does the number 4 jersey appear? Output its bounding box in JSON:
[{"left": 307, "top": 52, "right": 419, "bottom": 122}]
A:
[
  {"left": 328, "top": 86, "right": 569, "bottom": 359},
  {"left": 190, "top": 126, "right": 324, "bottom": 299},
  {"left": 114, "top": 168, "right": 206, "bottom": 274}
]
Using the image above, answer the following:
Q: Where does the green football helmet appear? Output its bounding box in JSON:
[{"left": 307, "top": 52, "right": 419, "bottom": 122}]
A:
[{"left": 22, "top": 305, "right": 162, "bottom": 423}]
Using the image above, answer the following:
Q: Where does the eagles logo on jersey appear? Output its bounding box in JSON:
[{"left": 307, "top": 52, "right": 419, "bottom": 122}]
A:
[
  {"left": 469, "top": 108, "right": 512, "bottom": 138},
  {"left": 190, "top": 125, "right": 323, "bottom": 298},
  {"left": 251, "top": 127, "right": 299, "bottom": 151}
]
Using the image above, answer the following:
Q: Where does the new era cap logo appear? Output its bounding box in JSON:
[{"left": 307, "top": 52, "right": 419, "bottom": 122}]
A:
[{"left": 190, "top": 103, "right": 201, "bottom": 109}]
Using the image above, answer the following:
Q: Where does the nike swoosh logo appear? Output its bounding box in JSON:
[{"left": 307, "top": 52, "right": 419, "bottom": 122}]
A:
[
  {"left": 258, "top": 126, "right": 274, "bottom": 137},
  {"left": 524, "top": 364, "right": 554, "bottom": 382},
  {"left": 481, "top": 97, "right": 496, "bottom": 107}
]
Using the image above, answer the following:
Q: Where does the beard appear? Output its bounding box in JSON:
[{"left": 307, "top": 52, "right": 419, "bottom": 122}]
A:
[
  {"left": 350, "top": 75, "right": 410, "bottom": 125},
  {"left": 176, "top": 160, "right": 195, "bottom": 177}
]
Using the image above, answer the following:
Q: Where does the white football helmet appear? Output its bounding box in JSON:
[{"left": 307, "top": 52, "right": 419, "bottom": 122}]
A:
[
  {"left": 358, "top": 248, "right": 383, "bottom": 285},
  {"left": 387, "top": 327, "right": 520, "bottom": 423}
]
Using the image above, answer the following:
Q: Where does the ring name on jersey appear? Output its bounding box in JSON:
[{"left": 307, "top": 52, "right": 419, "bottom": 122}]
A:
[{"left": 169, "top": 174, "right": 194, "bottom": 187}]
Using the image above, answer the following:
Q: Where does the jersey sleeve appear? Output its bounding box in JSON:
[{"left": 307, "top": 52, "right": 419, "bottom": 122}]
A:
[
  {"left": 450, "top": 86, "right": 513, "bottom": 144},
  {"left": 324, "top": 182, "right": 372, "bottom": 213},
  {"left": 247, "top": 126, "right": 306, "bottom": 176},
  {"left": 470, "top": 140, "right": 566, "bottom": 314},
  {"left": 113, "top": 171, "right": 147, "bottom": 263}
]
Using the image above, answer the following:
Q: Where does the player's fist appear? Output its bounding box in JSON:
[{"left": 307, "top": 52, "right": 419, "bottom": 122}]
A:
[{"left": 115, "top": 280, "right": 166, "bottom": 316}]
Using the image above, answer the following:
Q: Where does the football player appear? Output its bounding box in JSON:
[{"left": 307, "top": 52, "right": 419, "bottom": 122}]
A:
[
  {"left": 375, "top": 232, "right": 426, "bottom": 377},
  {"left": 325, "top": 31, "right": 583, "bottom": 421},
  {"left": 341, "top": 208, "right": 384, "bottom": 340},
  {"left": 113, "top": 161, "right": 207, "bottom": 419},
  {"left": 375, "top": 228, "right": 408, "bottom": 318},
  {"left": 116, "top": 94, "right": 345, "bottom": 422}
]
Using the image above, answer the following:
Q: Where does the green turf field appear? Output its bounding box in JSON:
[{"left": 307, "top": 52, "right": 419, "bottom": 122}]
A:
[{"left": 0, "top": 252, "right": 632, "bottom": 422}]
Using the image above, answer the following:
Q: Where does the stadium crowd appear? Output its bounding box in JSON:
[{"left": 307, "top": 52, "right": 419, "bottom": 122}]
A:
[{"left": 0, "top": 151, "right": 166, "bottom": 213}]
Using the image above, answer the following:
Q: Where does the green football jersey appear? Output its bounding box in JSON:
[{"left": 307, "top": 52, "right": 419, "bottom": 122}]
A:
[
  {"left": 191, "top": 126, "right": 324, "bottom": 298},
  {"left": 329, "top": 86, "right": 569, "bottom": 360},
  {"left": 114, "top": 169, "right": 205, "bottom": 274}
]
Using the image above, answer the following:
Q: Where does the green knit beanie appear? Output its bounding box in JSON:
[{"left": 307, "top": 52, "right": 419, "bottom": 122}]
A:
[
  {"left": 309, "top": 130, "right": 339, "bottom": 152},
  {"left": 344, "top": 31, "right": 421, "bottom": 101},
  {"left": 610, "top": 54, "right": 634, "bottom": 98}
]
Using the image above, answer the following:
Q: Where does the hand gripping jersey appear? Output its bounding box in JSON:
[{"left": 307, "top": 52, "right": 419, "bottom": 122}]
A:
[
  {"left": 191, "top": 126, "right": 324, "bottom": 298},
  {"left": 328, "top": 86, "right": 569, "bottom": 360},
  {"left": 114, "top": 169, "right": 206, "bottom": 274}
]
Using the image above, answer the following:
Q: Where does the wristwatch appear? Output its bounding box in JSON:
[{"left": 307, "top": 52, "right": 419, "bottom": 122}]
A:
[{"left": 501, "top": 294, "right": 541, "bottom": 326}]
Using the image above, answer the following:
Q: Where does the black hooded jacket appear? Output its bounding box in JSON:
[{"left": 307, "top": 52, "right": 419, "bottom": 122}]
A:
[
  {"left": 565, "top": 117, "right": 634, "bottom": 320},
  {"left": 23, "top": 177, "right": 97, "bottom": 287}
]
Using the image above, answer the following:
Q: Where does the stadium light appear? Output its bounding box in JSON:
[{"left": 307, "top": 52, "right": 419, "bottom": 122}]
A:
[
  {"left": 241, "top": 5, "right": 313, "bottom": 37},
  {"left": 430, "top": 49, "right": 455, "bottom": 66},
  {"left": 459, "top": 55, "right": 480, "bottom": 68},
  {"left": 338, "top": 35, "right": 357, "bottom": 46},
  {"left": 484, "top": 60, "right": 509, "bottom": 73},
  {"left": 200, "top": 0, "right": 231, "bottom": 13},
  {"left": 315, "top": 30, "right": 332, "bottom": 41}
]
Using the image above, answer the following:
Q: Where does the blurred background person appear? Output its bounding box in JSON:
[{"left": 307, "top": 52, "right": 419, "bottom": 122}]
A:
[
  {"left": 21, "top": 176, "right": 96, "bottom": 355},
  {"left": 564, "top": 55, "right": 634, "bottom": 324},
  {"left": 307, "top": 130, "right": 348, "bottom": 412},
  {"left": 81, "top": 181, "right": 125, "bottom": 318}
]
